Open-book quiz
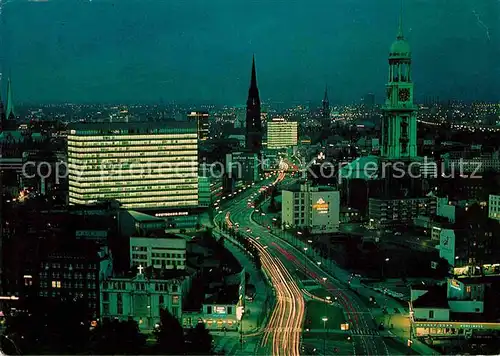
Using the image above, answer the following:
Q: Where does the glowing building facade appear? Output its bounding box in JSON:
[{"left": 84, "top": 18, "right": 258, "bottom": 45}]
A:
[
  {"left": 68, "top": 122, "right": 198, "bottom": 210},
  {"left": 266, "top": 118, "right": 298, "bottom": 149}
]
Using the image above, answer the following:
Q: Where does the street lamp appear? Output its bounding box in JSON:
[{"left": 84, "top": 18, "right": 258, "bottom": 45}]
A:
[
  {"left": 324, "top": 296, "right": 331, "bottom": 322},
  {"left": 303, "top": 247, "right": 308, "bottom": 277},
  {"left": 382, "top": 257, "right": 390, "bottom": 279},
  {"left": 322, "top": 317, "right": 328, "bottom": 355}
]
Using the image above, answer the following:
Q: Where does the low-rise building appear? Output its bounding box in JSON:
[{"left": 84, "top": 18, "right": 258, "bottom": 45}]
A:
[
  {"left": 409, "top": 277, "right": 499, "bottom": 340},
  {"left": 100, "top": 266, "right": 191, "bottom": 331},
  {"left": 182, "top": 269, "right": 246, "bottom": 331},
  {"left": 130, "top": 236, "right": 187, "bottom": 270},
  {"left": 226, "top": 151, "right": 260, "bottom": 183},
  {"left": 369, "top": 197, "right": 436, "bottom": 227}
]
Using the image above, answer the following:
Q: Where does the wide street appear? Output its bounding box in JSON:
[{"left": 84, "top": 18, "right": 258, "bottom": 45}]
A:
[
  {"left": 214, "top": 174, "right": 304, "bottom": 356},
  {"left": 214, "top": 172, "right": 391, "bottom": 355}
]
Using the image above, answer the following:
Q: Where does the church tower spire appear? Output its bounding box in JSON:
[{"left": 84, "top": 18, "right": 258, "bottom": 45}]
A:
[
  {"left": 0, "top": 92, "right": 5, "bottom": 132},
  {"left": 397, "top": 0, "right": 404, "bottom": 40},
  {"left": 6, "top": 77, "right": 15, "bottom": 121},
  {"left": 322, "top": 85, "right": 329, "bottom": 119},
  {"left": 381, "top": 5, "right": 417, "bottom": 160},
  {"left": 245, "top": 55, "right": 262, "bottom": 153}
]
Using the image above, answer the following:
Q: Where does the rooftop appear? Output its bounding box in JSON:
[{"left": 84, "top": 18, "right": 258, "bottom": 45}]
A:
[
  {"left": 112, "top": 265, "right": 189, "bottom": 281},
  {"left": 128, "top": 210, "right": 165, "bottom": 223},
  {"left": 68, "top": 121, "right": 196, "bottom": 133},
  {"left": 412, "top": 285, "right": 448, "bottom": 309},
  {"left": 205, "top": 284, "right": 240, "bottom": 305}
]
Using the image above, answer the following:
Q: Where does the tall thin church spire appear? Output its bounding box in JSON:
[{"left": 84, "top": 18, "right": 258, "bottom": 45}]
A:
[
  {"left": 250, "top": 55, "right": 257, "bottom": 89},
  {"left": 322, "top": 85, "right": 329, "bottom": 120},
  {"left": 245, "top": 55, "right": 262, "bottom": 153},
  {"left": 6, "top": 77, "right": 15, "bottom": 120},
  {"left": 397, "top": 0, "right": 404, "bottom": 39}
]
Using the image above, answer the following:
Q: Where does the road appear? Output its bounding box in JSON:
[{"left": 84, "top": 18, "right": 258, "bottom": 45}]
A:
[
  {"left": 215, "top": 174, "right": 304, "bottom": 356},
  {"left": 217, "top": 174, "right": 389, "bottom": 355}
]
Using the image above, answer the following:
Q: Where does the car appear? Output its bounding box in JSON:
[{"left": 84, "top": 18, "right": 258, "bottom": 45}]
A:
[{"left": 394, "top": 232, "right": 402, "bottom": 236}]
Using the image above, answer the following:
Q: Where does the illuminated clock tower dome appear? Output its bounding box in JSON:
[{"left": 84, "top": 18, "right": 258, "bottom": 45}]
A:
[{"left": 381, "top": 10, "right": 417, "bottom": 160}]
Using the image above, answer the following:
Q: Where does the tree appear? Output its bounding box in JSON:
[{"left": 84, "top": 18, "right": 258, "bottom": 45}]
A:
[
  {"left": 90, "top": 319, "right": 146, "bottom": 355},
  {"left": 154, "top": 309, "right": 186, "bottom": 354},
  {"left": 186, "top": 323, "right": 213, "bottom": 354}
]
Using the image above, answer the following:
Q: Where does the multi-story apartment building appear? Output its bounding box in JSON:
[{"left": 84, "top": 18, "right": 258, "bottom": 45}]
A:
[
  {"left": 130, "top": 236, "right": 187, "bottom": 270},
  {"left": 488, "top": 194, "right": 500, "bottom": 220},
  {"left": 369, "top": 197, "right": 437, "bottom": 227},
  {"left": 282, "top": 181, "right": 340, "bottom": 234},
  {"left": 67, "top": 122, "right": 199, "bottom": 210},
  {"left": 38, "top": 242, "right": 113, "bottom": 320}
]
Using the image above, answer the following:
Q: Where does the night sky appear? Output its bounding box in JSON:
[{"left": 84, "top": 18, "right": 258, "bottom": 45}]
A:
[{"left": 1, "top": 0, "right": 499, "bottom": 104}]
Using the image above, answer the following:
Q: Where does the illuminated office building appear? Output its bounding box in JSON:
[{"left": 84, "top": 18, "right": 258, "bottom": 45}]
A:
[
  {"left": 187, "top": 111, "right": 209, "bottom": 141},
  {"left": 68, "top": 122, "right": 198, "bottom": 210},
  {"left": 266, "top": 118, "right": 298, "bottom": 149}
]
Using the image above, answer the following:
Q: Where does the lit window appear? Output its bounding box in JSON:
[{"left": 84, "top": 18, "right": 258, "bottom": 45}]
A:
[{"left": 52, "top": 281, "right": 61, "bottom": 288}]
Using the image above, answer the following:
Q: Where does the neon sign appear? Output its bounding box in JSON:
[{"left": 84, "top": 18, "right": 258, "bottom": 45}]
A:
[
  {"left": 214, "top": 306, "right": 226, "bottom": 314},
  {"left": 313, "top": 198, "right": 329, "bottom": 214},
  {"left": 449, "top": 279, "right": 461, "bottom": 290}
]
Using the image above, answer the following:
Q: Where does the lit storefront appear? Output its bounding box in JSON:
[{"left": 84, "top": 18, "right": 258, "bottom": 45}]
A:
[{"left": 413, "top": 321, "right": 500, "bottom": 338}]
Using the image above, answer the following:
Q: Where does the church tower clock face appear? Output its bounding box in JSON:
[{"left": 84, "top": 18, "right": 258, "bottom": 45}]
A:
[{"left": 398, "top": 88, "right": 410, "bottom": 102}]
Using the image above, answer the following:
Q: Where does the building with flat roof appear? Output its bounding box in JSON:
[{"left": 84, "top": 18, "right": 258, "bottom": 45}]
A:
[
  {"left": 130, "top": 236, "right": 187, "bottom": 270},
  {"left": 266, "top": 118, "right": 298, "bottom": 149},
  {"left": 67, "top": 122, "right": 198, "bottom": 210},
  {"left": 369, "top": 197, "right": 436, "bottom": 227},
  {"left": 187, "top": 111, "right": 209, "bottom": 141},
  {"left": 226, "top": 151, "right": 260, "bottom": 183},
  {"left": 488, "top": 194, "right": 500, "bottom": 220},
  {"left": 282, "top": 181, "right": 340, "bottom": 234}
]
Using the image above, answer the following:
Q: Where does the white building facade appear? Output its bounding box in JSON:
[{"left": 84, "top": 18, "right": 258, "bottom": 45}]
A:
[
  {"left": 130, "top": 236, "right": 187, "bottom": 270},
  {"left": 100, "top": 268, "right": 190, "bottom": 331},
  {"left": 267, "top": 118, "right": 298, "bottom": 149},
  {"left": 68, "top": 122, "right": 199, "bottom": 210},
  {"left": 282, "top": 182, "right": 340, "bottom": 234}
]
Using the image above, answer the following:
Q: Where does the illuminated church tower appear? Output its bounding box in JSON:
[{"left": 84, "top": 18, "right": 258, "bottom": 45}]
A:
[{"left": 381, "top": 11, "right": 417, "bottom": 160}]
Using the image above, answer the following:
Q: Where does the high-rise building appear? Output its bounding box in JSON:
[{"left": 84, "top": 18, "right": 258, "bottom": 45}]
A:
[
  {"left": 67, "top": 122, "right": 199, "bottom": 210},
  {"left": 187, "top": 111, "right": 209, "bottom": 141},
  {"left": 381, "top": 12, "right": 417, "bottom": 160},
  {"left": 267, "top": 118, "right": 298, "bottom": 149},
  {"left": 245, "top": 56, "right": 262, "bottom": 153}
]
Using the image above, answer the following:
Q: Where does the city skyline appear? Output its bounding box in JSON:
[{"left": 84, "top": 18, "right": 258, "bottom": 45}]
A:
[{"left": 1, "top": 0, "right": 499, "bottom": 104}]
